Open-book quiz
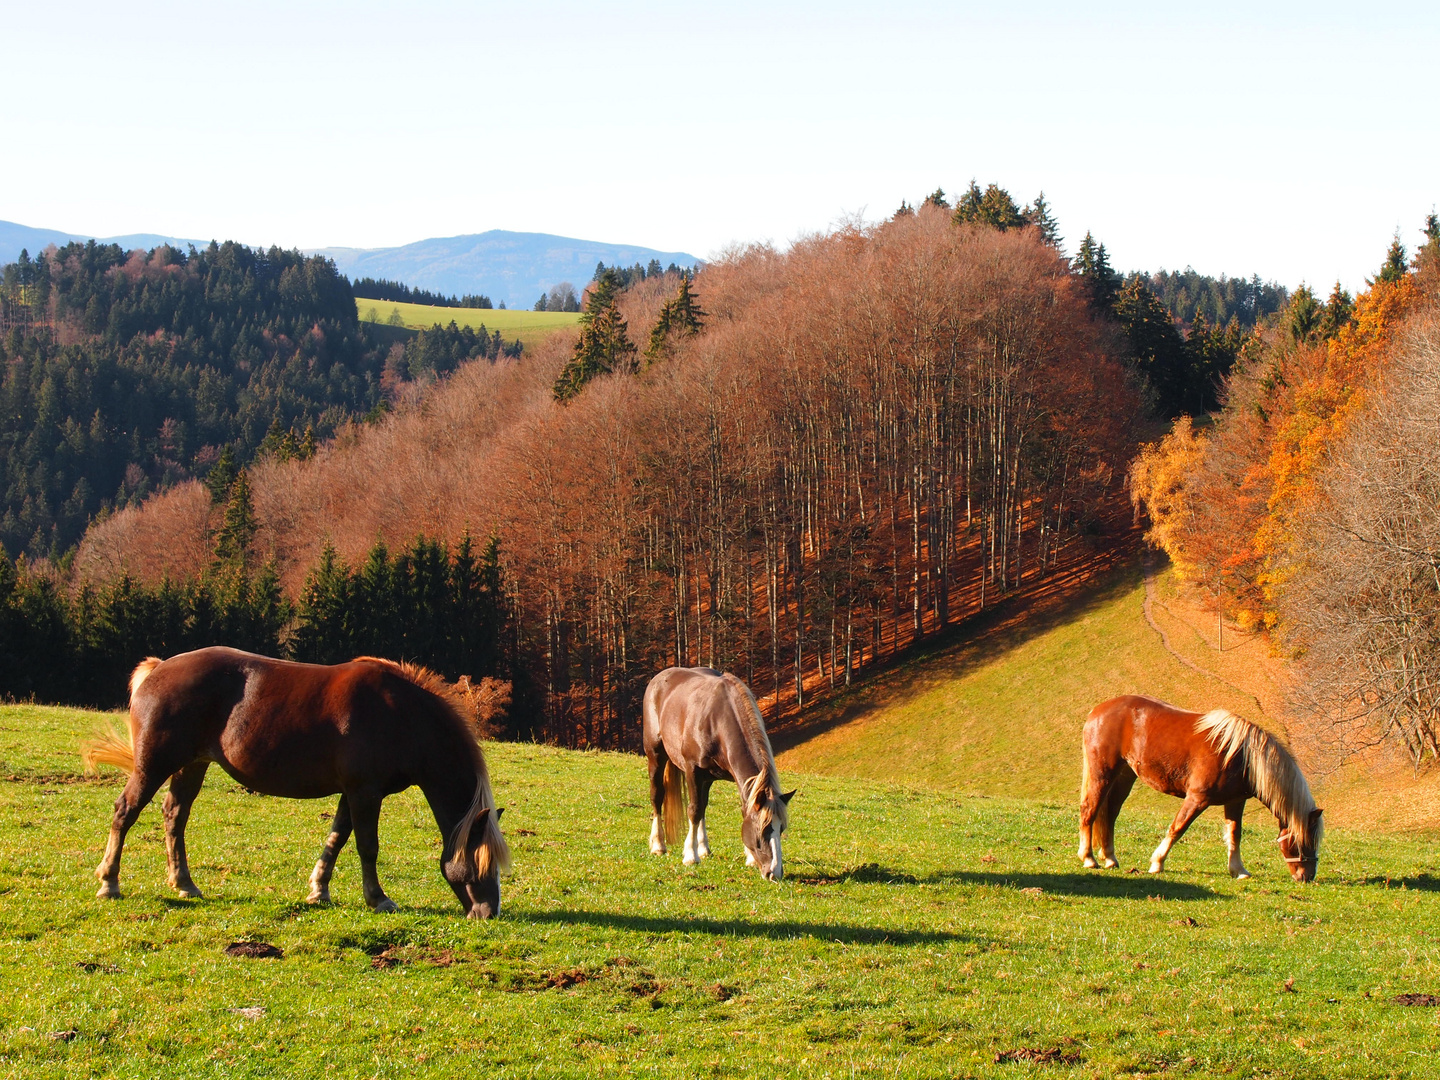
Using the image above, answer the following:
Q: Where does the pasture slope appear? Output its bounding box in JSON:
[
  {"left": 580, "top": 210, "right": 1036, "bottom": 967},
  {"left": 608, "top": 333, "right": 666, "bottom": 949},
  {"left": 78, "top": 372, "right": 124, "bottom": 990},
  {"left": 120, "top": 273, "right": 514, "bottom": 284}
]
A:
[
  {"left": 355, "top": 299, "right": 581, "bottom": 351},
  {"left": 1, "top": 560, "right": 1438, "bottom": 1077}
]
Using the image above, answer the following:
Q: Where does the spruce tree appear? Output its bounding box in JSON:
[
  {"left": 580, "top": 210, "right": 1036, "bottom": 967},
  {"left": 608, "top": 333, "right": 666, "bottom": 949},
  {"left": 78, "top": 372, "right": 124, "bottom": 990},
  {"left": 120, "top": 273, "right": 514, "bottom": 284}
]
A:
[
  {"left": 1377, "top": 231, "right": 1408, "bottom": 284},
  {"left": 552, "top": 268, "right": 637, "bottom": 401},
  {"left": 1319, "top": 282, "right": 1354, "bottom": 339},
  {"left": 213, "top": 470, "right": 257, "bottom": 564},
  {"left": 645, "top": 276, "right": 706, "bottom": 361},
  {"left": 922, "top": 187, "right": 950, "bottom": 211},
  {"left": 206, "top": 446, "right": 239, "bottom": 504},
  {"left": 1074, "top": 233, "right": 1120, "bottom": 314},
  {"left": 1024, "top": 192, "right": 1063, "bottom": 251}
]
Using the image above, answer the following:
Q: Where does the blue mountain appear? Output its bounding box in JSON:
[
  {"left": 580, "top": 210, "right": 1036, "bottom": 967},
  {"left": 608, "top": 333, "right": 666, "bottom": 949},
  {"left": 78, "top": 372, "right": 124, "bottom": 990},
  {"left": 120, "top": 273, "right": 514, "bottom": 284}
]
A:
[
  {"left": 312, "top": 230, "right": 701, "bottom": 308},
  {"left": 1, "top": 220, "right": 700, "bottom": 310}
]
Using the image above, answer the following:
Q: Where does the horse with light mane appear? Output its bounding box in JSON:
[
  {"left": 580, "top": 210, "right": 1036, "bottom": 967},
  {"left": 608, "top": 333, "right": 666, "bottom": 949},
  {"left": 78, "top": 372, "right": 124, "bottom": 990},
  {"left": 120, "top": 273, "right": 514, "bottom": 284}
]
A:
[
  {"left": 81, "top": 647, "right": 509, "bottom": 917},
  {"left": 642, "top": 667, "right": 794, "bottom": 881},
  {"left": 1078, "top": 695, "right": 1323, "bottom": 882}
]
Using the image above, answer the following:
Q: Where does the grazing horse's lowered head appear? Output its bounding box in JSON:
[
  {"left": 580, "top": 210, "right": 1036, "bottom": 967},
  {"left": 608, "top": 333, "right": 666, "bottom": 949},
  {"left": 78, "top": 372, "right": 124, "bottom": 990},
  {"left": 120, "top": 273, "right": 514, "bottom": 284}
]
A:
[
  {"left": 740, "top": 773, "right": 796, "bottom": 882},
  {"left": 442, "top": 797, "right": 508, "bottom": 918}
]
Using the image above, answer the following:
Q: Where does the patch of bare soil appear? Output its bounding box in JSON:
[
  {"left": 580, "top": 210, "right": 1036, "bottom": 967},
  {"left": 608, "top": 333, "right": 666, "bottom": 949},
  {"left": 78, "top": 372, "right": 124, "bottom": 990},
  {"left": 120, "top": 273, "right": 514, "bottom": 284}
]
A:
[
  {"left": 224, "top": 941, "right": 283, "bottom": 960},
  {"left": 1394, "top": 993, "right": 1440, "bottom": 1006}
]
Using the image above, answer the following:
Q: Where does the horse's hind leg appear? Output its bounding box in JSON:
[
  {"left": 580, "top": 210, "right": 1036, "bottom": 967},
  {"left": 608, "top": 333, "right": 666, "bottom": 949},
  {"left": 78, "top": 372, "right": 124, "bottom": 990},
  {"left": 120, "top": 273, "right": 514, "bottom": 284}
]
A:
[
  {"left": 1099, "top": 769, "right": 1137, "bottom": 869},
  {"left": 348, "top": 794, "right": 397, "bottom": 913},
  {"left": 163, "top": 761, "right": 209, "bottom": 898},
  {"left": 1222, "top": 799, "right": 1250, "bottom": 879},
  {"left": 308, "top": 795, "right": 354, "bottom": 904},
  {"left": 95, "top": 768, "right": 167, "bottom": 899},
  {"left": 682, "top": 770, "right": 707, "bottom": 865},
  {"left": 1078, "top": 762, "right": 1107, "bottom": 868},
  {"left": 1150, "top": 792, "right": 1208, "bottom": 874}
]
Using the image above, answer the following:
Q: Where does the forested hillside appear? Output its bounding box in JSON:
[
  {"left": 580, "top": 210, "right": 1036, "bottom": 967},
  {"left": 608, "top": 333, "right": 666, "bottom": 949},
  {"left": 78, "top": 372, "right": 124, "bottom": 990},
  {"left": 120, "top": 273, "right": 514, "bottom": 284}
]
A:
[
  {"left": 1131, "top": 216, "right": 1440, "bottom": 769},
  {"left": 0, "top": 241, "right": 384, "bottom": 558},
  {"left": 52, "top": 205, "right": 1142, "bottom": 744}
]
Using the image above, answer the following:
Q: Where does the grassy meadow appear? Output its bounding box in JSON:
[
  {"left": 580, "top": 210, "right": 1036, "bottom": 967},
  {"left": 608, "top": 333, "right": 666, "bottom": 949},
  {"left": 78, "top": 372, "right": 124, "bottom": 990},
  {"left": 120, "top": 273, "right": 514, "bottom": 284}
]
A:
[
  {"left": 355, "top": 299, "right": 581, "bottom": 350},
  {"left": 3, "top": 560, "right": 1440, "bottom": 1078}
]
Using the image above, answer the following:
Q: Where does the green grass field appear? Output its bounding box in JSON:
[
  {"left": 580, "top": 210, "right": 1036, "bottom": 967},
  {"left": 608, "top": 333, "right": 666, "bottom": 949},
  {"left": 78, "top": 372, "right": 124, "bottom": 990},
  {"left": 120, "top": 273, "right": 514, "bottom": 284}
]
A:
[
  {"left": 355, "top": 299, "right": 581, "bottom": 350},
  {"left": 3, "top": 693, "right": 1439, "bottom": 1077}
]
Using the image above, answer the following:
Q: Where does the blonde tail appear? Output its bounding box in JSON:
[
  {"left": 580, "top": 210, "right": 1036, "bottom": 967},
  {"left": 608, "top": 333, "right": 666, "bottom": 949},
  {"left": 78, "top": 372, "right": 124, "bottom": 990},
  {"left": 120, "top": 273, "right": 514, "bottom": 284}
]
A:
[
  {"left": 80, "top": 656, "right": 159, "bottom": 776},
  {"left": 661, "top": 761, "right": 687, "bottom": 847}
]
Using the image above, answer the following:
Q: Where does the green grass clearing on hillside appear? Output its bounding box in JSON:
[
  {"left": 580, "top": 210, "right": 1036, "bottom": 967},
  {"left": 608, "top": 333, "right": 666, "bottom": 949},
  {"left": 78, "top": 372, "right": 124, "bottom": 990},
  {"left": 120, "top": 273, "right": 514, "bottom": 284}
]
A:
[
  {"left": 778, "top": 560, "right": 1274, "bottom": 812},
  {"left": 355, "top": 299, "right": 580, "bottom": 350},
  {"left": 3, "top": 705, "right": 1438, "bottom": 1078}
]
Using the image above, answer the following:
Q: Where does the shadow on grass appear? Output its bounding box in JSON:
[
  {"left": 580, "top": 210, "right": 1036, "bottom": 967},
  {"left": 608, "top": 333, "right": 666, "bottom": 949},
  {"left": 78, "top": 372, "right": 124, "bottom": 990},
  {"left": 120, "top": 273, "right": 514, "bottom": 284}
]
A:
[
  {"left": 521, "top": 908, "right": 978, "bottom": 945},
  {"left": 771, "top": 553, "right": 1142, "bottom": 754},
  {"left": 1358, "top": 873, "right": 1440, "bottom": 893},
  {"left": 924, "top": 868, "right": 1221, "bottom": 901}
]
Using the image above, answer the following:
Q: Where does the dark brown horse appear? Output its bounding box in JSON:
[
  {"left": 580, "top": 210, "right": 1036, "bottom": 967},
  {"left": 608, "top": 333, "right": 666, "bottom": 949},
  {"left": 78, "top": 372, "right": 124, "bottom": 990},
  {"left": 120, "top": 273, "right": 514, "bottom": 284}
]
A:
[
  {"left": 642, "top": 667, "right": 794, "bottom": 881},
  {"left": 81, "top": 647, "right": 509, "bottom": 917},
  {"left": 1078, "top": 695, "right": 1323, "bottom": 882}
]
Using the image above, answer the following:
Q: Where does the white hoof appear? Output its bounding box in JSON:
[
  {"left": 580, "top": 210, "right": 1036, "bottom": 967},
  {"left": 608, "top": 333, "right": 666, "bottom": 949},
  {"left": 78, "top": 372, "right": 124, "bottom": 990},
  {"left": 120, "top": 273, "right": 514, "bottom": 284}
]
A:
[
  {"left": 682, "top": 852, "right": 697, "bottom": 866},
  {"left": 649, "top": 842, "right": 666, "bottom": 856},
  {"left": 1102, "top": 858, "right": 1119, "bottom": 869},
  {"left": 1081, "top": 857, "right": 1098, "bottom": 869},
  {"left": 1149, "top": 862, "right": 1164, "bottom": 874},
  {"left": 1232, "top": 869, "right": 1251, "bottom": 880}
]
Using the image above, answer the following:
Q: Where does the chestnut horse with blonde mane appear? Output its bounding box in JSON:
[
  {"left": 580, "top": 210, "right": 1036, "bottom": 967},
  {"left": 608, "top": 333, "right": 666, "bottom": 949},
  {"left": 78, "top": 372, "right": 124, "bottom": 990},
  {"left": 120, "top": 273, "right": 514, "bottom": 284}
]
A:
[
  {"left": 643, "top": 667, "right": 794, "bottom": 881},
  {"left": 1078, "top": 695, "right": 1323, "bottom": 882},
  {"left": 81, "top": 647, "right": 509, "bottom": 917}
]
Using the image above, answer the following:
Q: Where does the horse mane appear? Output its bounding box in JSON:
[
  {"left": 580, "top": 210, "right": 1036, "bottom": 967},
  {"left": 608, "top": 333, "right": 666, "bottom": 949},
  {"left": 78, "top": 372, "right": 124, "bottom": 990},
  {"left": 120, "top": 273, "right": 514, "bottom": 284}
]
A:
[
  {"left": 1195, "top": 709, "right": 1322, "bottom": 852},
  {"left": 724, "top": 676, "right": 789, "bottom": 834},
  {"left": 352, "top": 656, "right": 511, "bottom": 876}
]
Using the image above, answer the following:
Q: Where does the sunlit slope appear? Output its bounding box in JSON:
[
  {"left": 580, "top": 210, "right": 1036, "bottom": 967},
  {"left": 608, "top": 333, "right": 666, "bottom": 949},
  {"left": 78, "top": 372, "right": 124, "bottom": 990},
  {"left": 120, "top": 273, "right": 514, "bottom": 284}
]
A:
[
  {"left": 355, "top": 298, "right": 581, "bottom": 349},
  {"left": 777, "top": 561, "right": 1264, "bottom": 808}
]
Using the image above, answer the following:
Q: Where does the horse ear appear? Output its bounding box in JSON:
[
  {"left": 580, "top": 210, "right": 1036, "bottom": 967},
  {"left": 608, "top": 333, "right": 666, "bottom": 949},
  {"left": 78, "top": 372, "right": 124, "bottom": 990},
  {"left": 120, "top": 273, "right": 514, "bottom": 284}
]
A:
[
  {"left": 1309, "top": 807, "right": 1323, "bottom": 825},
  {"left": 467, "top": 806, "right": 492, "bottom": 848},
  {"left": 781, "top": 789, "right": 797, "bottom": 805},
  {"left": 495, "top": 807, "right": 504, "bottom": 821}
]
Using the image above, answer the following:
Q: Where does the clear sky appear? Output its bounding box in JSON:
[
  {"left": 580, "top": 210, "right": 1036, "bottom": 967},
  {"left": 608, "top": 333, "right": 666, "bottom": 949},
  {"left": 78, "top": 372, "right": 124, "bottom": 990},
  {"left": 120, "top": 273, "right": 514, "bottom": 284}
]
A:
[{"left": 4, "top": 1, "right": 1436, "bottom": 291}]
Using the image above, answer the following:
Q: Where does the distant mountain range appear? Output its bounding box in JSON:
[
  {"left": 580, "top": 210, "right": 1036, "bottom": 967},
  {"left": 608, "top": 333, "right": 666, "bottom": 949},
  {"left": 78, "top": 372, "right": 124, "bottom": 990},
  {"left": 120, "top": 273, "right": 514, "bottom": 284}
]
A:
[{"left": 0, "top": 220, "right": 699, "bottom": 308}]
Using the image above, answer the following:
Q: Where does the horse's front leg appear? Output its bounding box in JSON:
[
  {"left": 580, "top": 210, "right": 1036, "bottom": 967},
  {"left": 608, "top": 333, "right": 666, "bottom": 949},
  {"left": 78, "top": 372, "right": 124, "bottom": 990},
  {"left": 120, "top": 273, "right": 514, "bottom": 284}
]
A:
[
  {"left": 308, "top": 794, "right": 354, "bottom": 903},
  {"left": 682, "top": 770, "right": 706, "bottom": 866},
  {"left": 1150, "top": 793, "right": 1208, "bottom": 873},
  {"left": 163, "top": 761, "right": 209, "bottom": 899},
  {"left": 348, "top": 794, "right": 397, "bottom": 912},
  {"left": 692, "top": 775, "right": 713, "bottom": 859},
  {"left": 1222, "top": 800, "right": 1250, "bottom": 879}
]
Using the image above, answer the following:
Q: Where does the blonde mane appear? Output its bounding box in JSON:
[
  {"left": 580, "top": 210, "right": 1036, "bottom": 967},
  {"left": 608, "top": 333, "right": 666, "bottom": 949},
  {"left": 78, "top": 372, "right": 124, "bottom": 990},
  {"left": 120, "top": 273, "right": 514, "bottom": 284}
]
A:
[
  {"left": 353, "top": 656, "right": 510, "bottom": 876},
  {"left": 726, "top": 677, "right": 789, "bottom": 834},
  {"left": 1195, "top": 709, "right": 1322, "bottom": 852}
]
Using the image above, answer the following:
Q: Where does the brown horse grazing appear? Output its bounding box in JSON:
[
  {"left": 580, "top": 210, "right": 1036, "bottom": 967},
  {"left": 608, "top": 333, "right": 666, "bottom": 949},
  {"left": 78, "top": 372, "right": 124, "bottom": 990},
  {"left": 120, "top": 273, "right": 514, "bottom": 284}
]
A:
[
  {"left": 80, "top": 647, "right": 509, "bottom": 917},
  {"left": 642, "top": 667, "right": 795, "bottom": 881},
  {"left": 1078, "top": 695, "right": 1323, "bottom": 882}
]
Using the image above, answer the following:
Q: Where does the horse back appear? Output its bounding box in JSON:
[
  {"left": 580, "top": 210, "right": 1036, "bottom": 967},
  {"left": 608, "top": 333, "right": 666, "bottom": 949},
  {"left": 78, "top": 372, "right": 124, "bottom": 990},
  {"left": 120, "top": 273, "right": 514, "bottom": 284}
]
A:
[
  {"left": 1084, "top": 695, "right": 1233, "bottom": 798},
  {"left": 642, "top": 667, "right": 731, "bottom": 772}
]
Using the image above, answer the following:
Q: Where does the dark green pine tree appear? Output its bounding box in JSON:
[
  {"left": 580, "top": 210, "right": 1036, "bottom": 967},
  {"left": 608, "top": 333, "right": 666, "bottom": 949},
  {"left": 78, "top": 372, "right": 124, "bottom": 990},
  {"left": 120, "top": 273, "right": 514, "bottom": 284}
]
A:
[
  {"left": 922, "top": 187, "right": 950, "bottom": 211},
  {"left": 954, "top": 182, "right": 1026, "bottom": 231},
  {"left": 552, "top": 269, "right": 637, "bottom": 402},
  {"left": 1319, "top": 281, "right": 1354, "bottom": 339},
  {"left": 893, "top": 199, "right": 915, "bottom": 218},
  {"left": 1114, "top": 278, "right": 1192, "bottom": 416},
  {"left": 1073, "top": 232, "right": 1120, "bottom": 314},
  {"left": 645, "top": 276, "right": 706, "bottom": 361},
  {"left": 1285, "top": 285, "right": 1322, "bottom": 344},
  {"left": 213, "top": 470, "right": 257, "bottom": 564},
  {"left": 292, "top": 542, "right": 355, "bottom": 664},
  {"left": 1376, "top": 231, "right": 1408, "bottom": 284},
  {"left": 1024, "top": 191, "right": 1063, "bottom": 251},
  {"left": 206, "top": 446, "right": 239, "bottom": 504}
]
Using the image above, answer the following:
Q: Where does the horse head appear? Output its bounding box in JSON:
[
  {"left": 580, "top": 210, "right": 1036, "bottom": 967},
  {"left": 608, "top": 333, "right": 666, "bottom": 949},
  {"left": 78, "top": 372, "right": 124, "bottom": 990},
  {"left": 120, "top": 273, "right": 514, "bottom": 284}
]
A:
[
  {"left": 444, "top": 805, "right": 508, "bottom": 918},
  {"left": 741, "top": 780, "right": 795, "bottom": 882},
  {"left": 1276, "top": 807, "right": 1323, "bottom": 882}
]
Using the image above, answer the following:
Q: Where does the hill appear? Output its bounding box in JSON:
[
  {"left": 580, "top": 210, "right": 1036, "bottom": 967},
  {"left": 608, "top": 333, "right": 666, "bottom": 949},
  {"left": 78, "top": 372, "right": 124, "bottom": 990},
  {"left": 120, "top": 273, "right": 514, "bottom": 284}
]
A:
[
  {"left": 0, "top": 219, "right": 203, "bottom": 264},
  {"left": 356, "top": 297, "right": 581, "bottom": 350},
  {"left": 1, "top": 701, "right": 1437, "bottom": 1076},
  {"left": 315, "top": 229, "right": 700, "bottom": 310}
]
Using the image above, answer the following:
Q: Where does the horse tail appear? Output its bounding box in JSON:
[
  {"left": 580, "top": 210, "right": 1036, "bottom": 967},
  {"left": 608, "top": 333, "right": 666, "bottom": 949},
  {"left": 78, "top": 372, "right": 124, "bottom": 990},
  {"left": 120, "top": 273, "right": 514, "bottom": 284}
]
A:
[
  {"left": 80, "top": 656, "right": 159, "bottom": 776},
  {"left": 662, "top": 760, "right": 687, "bottom": 847},
  {"left": 1079, "top": 744, "right": 1090, "bottom": 799},
  {"left": 80, "top": 721, "right": 135, "bottom": 776}
]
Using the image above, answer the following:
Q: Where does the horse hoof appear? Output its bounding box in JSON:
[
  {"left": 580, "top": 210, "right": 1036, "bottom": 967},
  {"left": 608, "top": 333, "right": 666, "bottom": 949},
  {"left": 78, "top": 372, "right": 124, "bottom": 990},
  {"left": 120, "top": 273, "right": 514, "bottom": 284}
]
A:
[
  {"left": 649, "top": 844, "right": 666, "bottom": 856},
  {"left": 371, "top": 897, "right": 398, "bottom": 914},
  {"left": 1102, "top": 859, "right": 1119, "bottom": 869},
  {"left": 1148, "top": 863, "right": 1164, "bottom": 874},
  {"left": 96, "top": 882, "right": 121, "bottom": 899},
  {"left": 174, "top": 885, "right": 203, "bottom": 899},
  {"left": 1232, "top": 871, "right": 1251, "bottom": 880},
  {"left": 1081, "top": 858, "right": 1098, "bottom": 869},
  {"left": 306, "top": 891, "right": 331, "bottom": 904},
  {"left": 682, "top": 853, "right": 697, "bottom": 866}
]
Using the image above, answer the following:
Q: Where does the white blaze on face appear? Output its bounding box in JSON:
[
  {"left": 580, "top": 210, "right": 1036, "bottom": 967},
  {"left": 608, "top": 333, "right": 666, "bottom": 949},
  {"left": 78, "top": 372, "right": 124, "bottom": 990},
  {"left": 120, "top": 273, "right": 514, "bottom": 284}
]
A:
[{"left": 767, "top": 834, "right": 783, "bottom": 882}]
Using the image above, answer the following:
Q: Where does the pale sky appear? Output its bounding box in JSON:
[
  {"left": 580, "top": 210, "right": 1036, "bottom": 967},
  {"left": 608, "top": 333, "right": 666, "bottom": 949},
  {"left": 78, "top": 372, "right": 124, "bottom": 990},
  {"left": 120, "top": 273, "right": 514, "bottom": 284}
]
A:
[{"left": 4, "top": 0, "right": 1436, "bottom": 292}]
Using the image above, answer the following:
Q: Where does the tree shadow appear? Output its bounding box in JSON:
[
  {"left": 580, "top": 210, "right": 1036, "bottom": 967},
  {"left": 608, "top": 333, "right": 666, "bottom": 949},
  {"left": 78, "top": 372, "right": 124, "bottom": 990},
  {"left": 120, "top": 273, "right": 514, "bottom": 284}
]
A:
[
  {"left": 771, "top": 555, "right": 1141, "bottom": 753},
  {"left": 1358, "top": 873, "right": 1440, "bottom": 893},
  {"left": 922, "top": 868, "right": 1222, "bottom": 901},
  {"left": 520, "top": 907, "right": 979, "bottom": 946}
]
